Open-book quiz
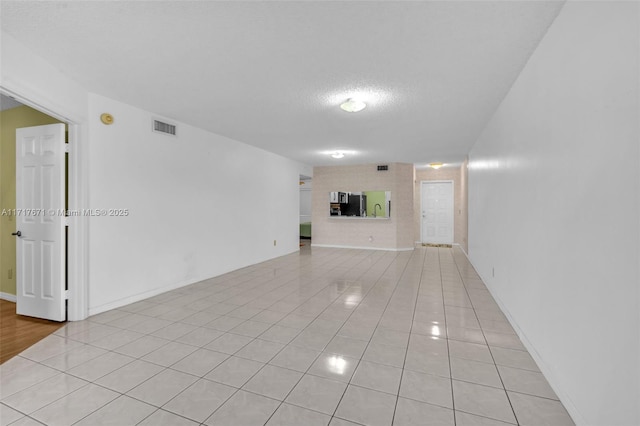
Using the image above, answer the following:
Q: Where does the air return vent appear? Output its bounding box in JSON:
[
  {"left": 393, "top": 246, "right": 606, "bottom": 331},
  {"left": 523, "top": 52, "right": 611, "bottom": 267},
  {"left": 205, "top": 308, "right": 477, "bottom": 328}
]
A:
[
  {"left": 152, "top": 119, "right": 177, "bottom": 136},
  {"left": 377, "top": 165, "right": 389, "bottom": 171}
]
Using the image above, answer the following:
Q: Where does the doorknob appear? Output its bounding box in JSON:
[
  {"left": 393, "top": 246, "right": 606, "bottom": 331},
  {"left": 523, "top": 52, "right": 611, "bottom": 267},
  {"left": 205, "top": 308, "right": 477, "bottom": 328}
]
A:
[{"left": 12, "top": 231, "right": 21, "bottom": 237}]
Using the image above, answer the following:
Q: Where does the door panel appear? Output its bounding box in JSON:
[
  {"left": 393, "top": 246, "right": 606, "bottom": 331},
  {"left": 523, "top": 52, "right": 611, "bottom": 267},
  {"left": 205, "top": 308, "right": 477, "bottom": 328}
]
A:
[
  {"left": 421, "top": 181, "right": 454, "bottom": 244},
  {"left": 15, "top": 124, "right": 66, "bottom": 321}
]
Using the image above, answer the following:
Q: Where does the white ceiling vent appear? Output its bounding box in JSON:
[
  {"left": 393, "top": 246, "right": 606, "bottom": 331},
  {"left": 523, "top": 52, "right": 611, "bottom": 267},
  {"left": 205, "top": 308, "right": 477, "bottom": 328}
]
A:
[{"left": 152, "top": 119, "right": 177, "bottom": 136}]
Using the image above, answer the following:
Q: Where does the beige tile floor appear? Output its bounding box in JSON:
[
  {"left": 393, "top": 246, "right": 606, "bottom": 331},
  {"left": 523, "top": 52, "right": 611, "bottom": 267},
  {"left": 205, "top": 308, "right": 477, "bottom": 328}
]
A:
[{"left": 0, "top": 246, "right": 575, "bottom": 426}]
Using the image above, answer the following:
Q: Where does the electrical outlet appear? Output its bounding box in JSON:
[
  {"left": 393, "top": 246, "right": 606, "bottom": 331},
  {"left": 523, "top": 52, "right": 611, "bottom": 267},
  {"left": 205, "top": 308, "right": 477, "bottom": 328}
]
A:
[
  {"left": 8, "top": 268, "right": 13, "bottom": 279},
  {"left": 273, "top": 240, "right": 277, "bottom": 246}
]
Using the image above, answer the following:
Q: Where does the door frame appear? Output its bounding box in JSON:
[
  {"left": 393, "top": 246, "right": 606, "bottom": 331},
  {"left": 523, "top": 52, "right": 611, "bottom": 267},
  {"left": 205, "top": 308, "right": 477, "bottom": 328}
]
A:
[
  {"left": 420, "top": 180, "right": 454, "bottom": 245},
  {"left": 1, "top": 87, "right": 89, "bottom": 321}
]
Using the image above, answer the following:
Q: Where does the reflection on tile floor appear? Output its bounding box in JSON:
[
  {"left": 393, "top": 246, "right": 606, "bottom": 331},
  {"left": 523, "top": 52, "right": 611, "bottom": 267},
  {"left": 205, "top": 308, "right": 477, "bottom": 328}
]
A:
[{"left": 0, "top": 246, "right": 575, "bottom": 425}]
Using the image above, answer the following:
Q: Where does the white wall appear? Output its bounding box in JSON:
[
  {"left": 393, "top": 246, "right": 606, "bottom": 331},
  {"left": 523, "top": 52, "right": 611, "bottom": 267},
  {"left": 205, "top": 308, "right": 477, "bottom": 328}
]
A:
[
  {"left": 87, "top": 94, "right": 305, "bottom": 314},
  {"left": 468, "top": 3, "right": 639, "bottom": 425},
  {"left": 0, "top": 32, "right": 88, "bottom": 123}
]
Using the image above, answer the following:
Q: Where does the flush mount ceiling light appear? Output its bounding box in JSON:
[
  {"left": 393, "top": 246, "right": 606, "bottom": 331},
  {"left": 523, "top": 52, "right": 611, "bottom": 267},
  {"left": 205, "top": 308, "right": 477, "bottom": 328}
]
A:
[
  {"left": 429, "top": 162, "right": 444, "bottom": 169},
  {"left": 340, "top": 98, "right": 367, "bottom": 113},
  {"left": 321, "top": 149, "right": 355, "bottom": 159}
]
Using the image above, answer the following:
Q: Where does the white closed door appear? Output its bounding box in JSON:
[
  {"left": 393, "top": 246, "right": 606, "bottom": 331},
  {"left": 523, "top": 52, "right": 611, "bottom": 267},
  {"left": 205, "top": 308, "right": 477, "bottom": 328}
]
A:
[
  {"left": 421, "top": 181, "right": 454, "bottom": 245},
  {"left": 15, "top": 124, "right": 66, "bottom": 321}
]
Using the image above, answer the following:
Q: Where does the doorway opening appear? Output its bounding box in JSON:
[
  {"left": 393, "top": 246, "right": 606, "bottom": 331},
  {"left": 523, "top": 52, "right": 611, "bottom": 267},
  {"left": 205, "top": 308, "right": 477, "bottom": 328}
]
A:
[
  {"left": 0, "top": 94, "right": 71, "bottom": 361},
  {"left": 299, "top": 175, "right": 312, "bottom": 248}
]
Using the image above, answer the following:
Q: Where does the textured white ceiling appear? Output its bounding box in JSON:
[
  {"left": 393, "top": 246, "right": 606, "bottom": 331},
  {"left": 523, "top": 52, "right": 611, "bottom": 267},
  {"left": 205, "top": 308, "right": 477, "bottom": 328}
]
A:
[{"left": 1, "top": 1, "right": 564, "bottom": 166}]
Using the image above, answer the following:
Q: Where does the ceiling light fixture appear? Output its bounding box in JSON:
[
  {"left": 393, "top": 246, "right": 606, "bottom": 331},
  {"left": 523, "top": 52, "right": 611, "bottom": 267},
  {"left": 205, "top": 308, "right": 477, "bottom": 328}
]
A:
[
  {"left": 331, "top": 152, "right": 345, "bottom": 159},
  {"left": 340, "top": 98, "right": 366, "bottom": 113},
  {"left": 429, "top": 162, "right": 444, "bottom": 169}
]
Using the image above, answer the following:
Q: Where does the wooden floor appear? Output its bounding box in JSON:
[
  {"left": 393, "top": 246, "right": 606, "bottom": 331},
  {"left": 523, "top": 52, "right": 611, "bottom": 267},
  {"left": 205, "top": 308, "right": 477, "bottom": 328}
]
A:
[{"left": 0, "top": 299, "right": 65, "bottom": 364}]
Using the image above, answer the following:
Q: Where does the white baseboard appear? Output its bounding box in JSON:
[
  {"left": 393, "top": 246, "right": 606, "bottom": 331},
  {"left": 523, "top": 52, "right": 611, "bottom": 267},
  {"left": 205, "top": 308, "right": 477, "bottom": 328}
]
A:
[
  {"left": 87, "top": 273, "right": 220, "bottom": 317},
  {"left": 87, "top": 248, "right": 301, "bottom": 318},
  {"left": 415, "top": 241, "right": 459, "bottom": 247},
  {"left": 459, "top": 248, "right": 584, "bottom": 426},
  {"left": 311, "top": 243, "right": 414, "bottom": 252},
  {"left": 0, "top": 292, "right": 17, "bottom": 302},
  {"left": 452, "top": 242, "right": 468, "bottom": 255}
]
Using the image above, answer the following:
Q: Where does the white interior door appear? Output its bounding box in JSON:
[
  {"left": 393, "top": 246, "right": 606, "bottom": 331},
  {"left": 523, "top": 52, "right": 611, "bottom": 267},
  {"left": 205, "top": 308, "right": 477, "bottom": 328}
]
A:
[
  {"left": 300, "top": 188, "right": 312, "bottom": 223},
  {"left": 15, "top": 124, "right": 66, "bottom": 321},
  {"left": 421, "top": 181, "right": 454, "bottom": 245}
]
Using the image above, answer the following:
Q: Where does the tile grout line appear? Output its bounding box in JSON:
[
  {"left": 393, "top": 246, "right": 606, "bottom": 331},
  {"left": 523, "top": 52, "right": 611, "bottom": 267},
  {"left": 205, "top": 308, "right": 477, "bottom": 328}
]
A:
[
  {"left": 199, "top": 249, "right": 398, "bottom": 425},
  {"left": 325, "top": 249, "right": 423, "bottom": 425},
  {"left": 261, "top": 250, "right": 411, "bottom": 425},
  {"left": 3, "top": 247, "right": 566, "bottom": 426},
  {"left": 388, "top": 246, "right": 429, "bottom": 425},
  {"left": 439, "top": 247, "right": 458, "bottom": 426},
  {"left": 178, "top": 250, "right": 386, "bottom": 422},
  {"left": 6, "top": 250, "right": 377, "bottom": 426},
  {"left": 450, "top": 246, "right": 519, "bottom": 426},
  {"left": 177, "top": 250, "right": 382, "bottom": 424}
]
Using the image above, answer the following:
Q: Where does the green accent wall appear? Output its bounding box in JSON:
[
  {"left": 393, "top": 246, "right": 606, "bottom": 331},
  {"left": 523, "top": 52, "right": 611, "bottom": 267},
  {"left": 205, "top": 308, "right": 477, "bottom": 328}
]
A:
[
  {"left": 364, "top": 191, "right": 387, "bottom": 217},
  {"left": 0, "top": 105, "right": 63, "bottom": 296}
]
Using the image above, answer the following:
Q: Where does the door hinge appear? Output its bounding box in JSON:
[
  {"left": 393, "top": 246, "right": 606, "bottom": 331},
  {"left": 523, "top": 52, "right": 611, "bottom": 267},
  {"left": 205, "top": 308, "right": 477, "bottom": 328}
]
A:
[
  {"left": 63, "top": 217, "right": 70, "bottom": 227},
  {"left": 65, "top": 290, "right": 70, "bottom": 300},
  {"left": 64, "top": 144, "right": 70, "bottom": 153}
]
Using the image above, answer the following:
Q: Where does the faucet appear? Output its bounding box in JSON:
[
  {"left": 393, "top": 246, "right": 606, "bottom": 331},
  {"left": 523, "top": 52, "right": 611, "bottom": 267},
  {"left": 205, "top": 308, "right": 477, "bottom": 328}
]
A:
[{"left": 374, "top": 203, "right": 382, "bottom": 217}]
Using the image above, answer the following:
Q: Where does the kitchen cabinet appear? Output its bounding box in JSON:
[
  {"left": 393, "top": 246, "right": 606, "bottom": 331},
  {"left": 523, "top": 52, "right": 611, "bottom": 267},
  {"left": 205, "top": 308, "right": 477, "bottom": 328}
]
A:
[{"left": 330, "top": 192, "right": 349, "bottom": 203}]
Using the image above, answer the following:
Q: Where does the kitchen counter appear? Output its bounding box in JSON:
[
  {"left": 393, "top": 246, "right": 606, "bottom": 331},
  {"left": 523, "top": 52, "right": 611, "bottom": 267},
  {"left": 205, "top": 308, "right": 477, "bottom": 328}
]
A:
[{"left": 329, "top": 216, "right": 390, "bottom": 220}]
